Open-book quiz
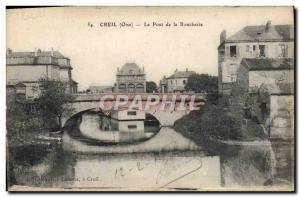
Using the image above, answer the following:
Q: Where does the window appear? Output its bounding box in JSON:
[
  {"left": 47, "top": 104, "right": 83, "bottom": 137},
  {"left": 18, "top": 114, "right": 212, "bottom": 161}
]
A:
[
  {"left": 246, "top": 45, "right": 250, "bottom": 52},
  {"left": 128, "top": 83, "right": 135, "bottom": 89},
  {"left": 128, "top": 125, "right": 137, "bottom": 129},
  {"left": 279, "top": 44, "right": 288, "bottom": 58},
  {"left": 16, "top": 87, "right": 26, "bottom": 94},
  {"left": 119, "top": 84, "right": 126, "bottom": 89},
  {"left": 259, "top": 45, "right": 266, "bottom": 57},
  {"left": 183, "top": 80, "right": 186, "bottom": 85},
  {"left": 229, "top": 64, "right": 237, "bottom": 82},
  {"left": 127, "top": 111, "right": 137, "bottom": 116},
  {"left": 136, "top": 83, "right": 144, "bottom": 88},
  {"left": 253, "top": 45, "right": 256, "bottom": 51},
  {"left": 175, "top": 80, "right": 177, "bottom": 85},
  {"left": 230, "top": 45, "right": 237, "bottom": 57}
]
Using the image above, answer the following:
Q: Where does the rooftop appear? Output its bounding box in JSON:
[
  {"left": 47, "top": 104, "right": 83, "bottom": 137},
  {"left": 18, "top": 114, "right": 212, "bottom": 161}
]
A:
[
  {"left": 249, "top": 83, "right": 294, "bottom": 95},
  {"left": 6, "top": 49, "right": 72, "bottom": 69},
  {"left": 7, "top": 50, "right": 67, "bottom": 59},
  {"left": 241, "top": 58, "right": 294, "bottom": 71},
  {"left": 167, "top": 69, "right": 196, "bottom": 79},
  {"left": 89, "top": 85, "right": 113, "bottom": 89},
  {"left": 223, "top": 21, "right": 293, "bottom": 44},
  {"left": 117, "top": 62, "right": 145, "bottom": 76}
]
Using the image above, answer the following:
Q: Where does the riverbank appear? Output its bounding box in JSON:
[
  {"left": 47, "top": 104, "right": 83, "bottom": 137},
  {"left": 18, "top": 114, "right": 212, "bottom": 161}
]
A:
[
  {"left": 7, "top": 130, "right": 63, "bottom": 189},
  {"left": 173, "top": 96, "right": 267, "bottom": 155},
  {"left": 7, "top": 142, "right": 62, "bottom": 188}
]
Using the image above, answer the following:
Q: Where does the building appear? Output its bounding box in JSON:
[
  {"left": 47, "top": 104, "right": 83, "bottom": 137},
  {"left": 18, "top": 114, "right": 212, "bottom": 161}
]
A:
[
  {"left": 218, "top": 21, "right": 294, "bottom": 95},
  {"left": 159, "top": 76, "right": 168, "bottom": 93},
  {"left": 71, "top": 80, "right": 78, "bottom": 94},
  {"left": 111, "top": 110, "right": 146, "bottom": 121},
  {"left": 6, "top": 81, "right": 20, "bottom": 104},
  {"left": 87, "top": 85, "right": 113, "bottom": 94},
  {"left": 161, "top": 68, "right": 196, "bottom": 93},
  {"left": 236, "top": 58, "right": 294, "bottom": 138},
  {"left": 6, "top": 48, "right": 78, "bottom": 99},
  {"left": 114, "top": 62, "right": 146, "bottom": 93}
]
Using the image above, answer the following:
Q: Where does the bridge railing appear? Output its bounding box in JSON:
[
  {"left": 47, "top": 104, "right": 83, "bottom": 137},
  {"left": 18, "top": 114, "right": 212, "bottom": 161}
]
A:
[{"left": 72, "top": 92, "right": 207, "bottom": 102}]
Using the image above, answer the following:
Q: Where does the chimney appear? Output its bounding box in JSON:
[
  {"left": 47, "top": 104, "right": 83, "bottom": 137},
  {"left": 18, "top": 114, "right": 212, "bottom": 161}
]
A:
[
  {"left": 51, "top": 48, "right": 54, "bottom": 56},
  {"left": 142, "top": 67, "right": 144, "bottom": 72},
  {"left": 265, "top": 20, "right": 272, "bottom": 32},
  {"left": 175, "top": 68, "right": 178, "bottom": 72},
  {"left": 6, "top": 48, "right": 12, "bottom": 56},
  {"left": 117, "top": 67, "right": 119, "bottom": 72},
  {"left": 220, "top": 30, "right": 226, "bottom": 44},
  {"left": 35, "top": 48, "right": 41, "bottom": 56},
  {"left": 186, "top": 68, "right": 188, "bottom": 72}
]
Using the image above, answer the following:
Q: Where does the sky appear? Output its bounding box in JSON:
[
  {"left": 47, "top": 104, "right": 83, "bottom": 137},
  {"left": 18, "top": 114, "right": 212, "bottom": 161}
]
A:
[{"left": 6, "top": 7, "right": 293, "bottom": 90}]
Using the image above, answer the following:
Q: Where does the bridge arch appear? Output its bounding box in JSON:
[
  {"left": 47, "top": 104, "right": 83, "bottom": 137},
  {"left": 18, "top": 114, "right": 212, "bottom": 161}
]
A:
[{"left": 62, "top": 93, "right": 206, "bottom": 127}]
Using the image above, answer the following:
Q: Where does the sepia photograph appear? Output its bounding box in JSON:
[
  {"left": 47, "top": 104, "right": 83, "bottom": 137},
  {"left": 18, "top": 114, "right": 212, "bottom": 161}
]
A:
[{"left": 5, "top": 6, "right": 295, "bottom": 192}]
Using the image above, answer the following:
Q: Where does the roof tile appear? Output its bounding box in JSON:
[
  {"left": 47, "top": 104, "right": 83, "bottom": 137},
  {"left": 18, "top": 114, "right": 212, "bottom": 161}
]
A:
[
  {"left": 241, "top": 58, "right": 294, "bottom": 70},
  {"left": 227, "top": 24, "right": 293, "bottom": 42}
]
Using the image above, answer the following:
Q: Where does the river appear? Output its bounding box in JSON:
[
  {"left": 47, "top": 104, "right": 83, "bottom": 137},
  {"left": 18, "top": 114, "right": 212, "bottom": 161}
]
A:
[{"left": 8, "top": 111, "right": 294, "bottom": 191}]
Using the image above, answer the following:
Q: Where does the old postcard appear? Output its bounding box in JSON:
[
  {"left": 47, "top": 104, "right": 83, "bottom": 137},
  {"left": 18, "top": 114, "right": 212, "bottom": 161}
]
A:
[{"left": 6, "top": 6, "right": 295, "bottom": 192}]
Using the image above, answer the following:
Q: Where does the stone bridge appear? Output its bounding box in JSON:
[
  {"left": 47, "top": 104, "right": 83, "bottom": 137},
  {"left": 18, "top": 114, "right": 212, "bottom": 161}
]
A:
[{"left": 63, "top": 93, "right": 206, "bottom": 127}]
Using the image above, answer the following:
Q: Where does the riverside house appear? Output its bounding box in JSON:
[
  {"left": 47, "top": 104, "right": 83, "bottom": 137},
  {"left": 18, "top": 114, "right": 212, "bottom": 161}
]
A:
[
  {"left": 218, "top": 21, "right": 294, "bottom": 95},
  {"left": 6, "top": 48, "right": 78, "bottom": 100},
  {"left": 236, "top": 58, "right": 294, "bottom": 139}
]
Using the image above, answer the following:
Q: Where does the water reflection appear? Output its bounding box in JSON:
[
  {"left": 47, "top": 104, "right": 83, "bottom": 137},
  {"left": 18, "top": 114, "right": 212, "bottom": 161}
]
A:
[
  {"left": 69, "top": 111, "right": 160, "bottom": 145},
  {"left": 9, "top": 110, "right": 294, "bottom": 191},
  {"left": 18, "top": 143, "right": 292, "bottom": 190},
  {"left": 40, "top": 150, "right": 222, "bottom": 190}
]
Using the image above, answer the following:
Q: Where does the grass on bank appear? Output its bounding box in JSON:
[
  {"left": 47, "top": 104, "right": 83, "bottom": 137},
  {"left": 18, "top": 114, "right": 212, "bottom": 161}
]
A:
[{"left": 174, "top": 95, "right": 267, "bottom": 155}]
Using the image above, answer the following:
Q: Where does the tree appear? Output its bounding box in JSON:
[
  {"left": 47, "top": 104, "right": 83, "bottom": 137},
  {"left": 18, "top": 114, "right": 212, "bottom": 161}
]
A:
[
  {"left": 185, "top": 74, "right": 218, "bottom": 93},
  {"left": 37, "top": 78, "right": 75, "bottom": 130},
  {"left": 146, "top": 81, "right": 157, "bottom": 93}
]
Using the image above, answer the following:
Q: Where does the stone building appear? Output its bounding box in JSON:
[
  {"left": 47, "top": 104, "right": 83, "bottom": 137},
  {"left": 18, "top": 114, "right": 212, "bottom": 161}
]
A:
[
  {"left": 71, "top": 80, "right": 78, "bottom": 94},
  {"left": 161, "top": 68, "right": 196, "bottom": 93},
  {"left": 6, "top": 48, "right": 78, "bottom": 99},
  {"left": 218, "top": 20, "right": 294, "bottom": 95},
  {"left": 236, "top": 58, "right": 294, "bottom": 138},
  {"left": 114, "top": 63, "right": 146, "bottom": 93},
  {"left": 159, "top": 76, "right": 168, "bottom": 93}
]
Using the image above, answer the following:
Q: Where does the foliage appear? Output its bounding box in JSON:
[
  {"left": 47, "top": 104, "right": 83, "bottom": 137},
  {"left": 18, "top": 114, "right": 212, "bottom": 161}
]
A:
[
  {"left": 174, "top": 96, "right": 267, "bottom": 155},
  {"left": 185, "top": 74, "right": 218, "bottom": 93},
  {"left": 37, "top": 78, "right": 75, "bottom": 129},
  {"left": 6, "top": 97, "right": 43, "bottom": 145},
  {"left": 175, "top": 98, "right": 242, "bottom": 141},
  {"left": 7, "top": 98, "right": 29, "bottom": 144},
  {"left": 146, "top": 81, "right": 157, "bottom": 93}
]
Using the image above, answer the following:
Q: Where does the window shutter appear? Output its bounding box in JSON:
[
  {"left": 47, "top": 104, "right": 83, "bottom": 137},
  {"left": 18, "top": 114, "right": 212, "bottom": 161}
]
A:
[
  {"left": 236, "top": 46, "right": 240, "bottom": 57},
  {"left": 225, "top": 46, "right": 230, "bottom": 57},
  {"left": 275, "top": 45, "right": 279, "bottom": 57},
  {"left": 265, "top": 45, "right": 268, "bottom": 57}
]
